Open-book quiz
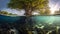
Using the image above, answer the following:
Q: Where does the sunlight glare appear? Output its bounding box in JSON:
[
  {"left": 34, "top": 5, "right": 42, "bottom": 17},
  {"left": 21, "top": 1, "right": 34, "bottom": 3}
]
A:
[{"left": 50, "top": 3, "right": 58, "bottom": 14}]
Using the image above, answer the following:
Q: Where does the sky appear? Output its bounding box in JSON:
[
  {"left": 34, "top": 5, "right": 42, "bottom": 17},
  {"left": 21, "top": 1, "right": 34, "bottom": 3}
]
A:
[
  {"left": 0, "top": 0, "right": 60, "bottom": 15},
  {"left": 49, "top": 0, "right": 60, "bottom": 14}
]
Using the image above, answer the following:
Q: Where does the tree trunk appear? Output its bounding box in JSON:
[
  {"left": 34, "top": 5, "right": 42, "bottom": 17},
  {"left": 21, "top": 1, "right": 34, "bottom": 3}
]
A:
[
  {"left": 25, "top": 9, "right": 33, "bottom": 34},
  {"left": 25, "top": 9, "right": 32, "bottom": 17}
]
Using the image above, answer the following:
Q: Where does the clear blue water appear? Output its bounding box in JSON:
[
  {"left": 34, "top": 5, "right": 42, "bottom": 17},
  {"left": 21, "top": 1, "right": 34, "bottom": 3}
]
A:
[
  {"left": 31, "top": 16, "right": 60, "bottom": 26},
  {"left": 0, "top": 15, "right": 27, "bottom": 25},
  {"left": 0, "top": 15, "right": 60, "bottom": 32},
  {"left": 0, "top": 15, "right": 22, "bottom": 23},
  {"left": 0, "top": 15, "right": 60, "bottom": 26}
]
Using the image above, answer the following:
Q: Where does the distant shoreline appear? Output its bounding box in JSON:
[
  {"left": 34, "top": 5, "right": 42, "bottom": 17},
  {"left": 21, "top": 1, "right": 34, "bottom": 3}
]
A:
[{"left": 0, "top": 14, "right": 60, "bottom": 17}]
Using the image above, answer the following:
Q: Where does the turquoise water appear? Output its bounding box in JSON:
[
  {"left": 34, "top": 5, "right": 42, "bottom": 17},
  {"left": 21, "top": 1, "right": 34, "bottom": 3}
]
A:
[
  {"left": 31, "top": 16, "right": 60, "bottom": 26},
  {"left": 0, "top": 15, "right": 60, "bottom": 25},
  {"left": 0, "top": 15, "right": 23, "bottom": 23},
  {"left": 0, "top": 15, "right": 60, "bottom": 31}
]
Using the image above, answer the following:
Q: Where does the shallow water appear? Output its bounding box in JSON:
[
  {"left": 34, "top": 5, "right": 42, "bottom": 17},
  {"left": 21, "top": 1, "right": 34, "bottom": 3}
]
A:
[
  {"left": 0, "top": 15, "right": 19, "bottom": 23},
  {"left": 31, "top": 16, "right": 60, "bottom": 26},
  {"left": 0, "top": 15, "right": 60, "bottom": 34},
  {"left": 0, "top": 15, "right": 60, "bottom": 25}
]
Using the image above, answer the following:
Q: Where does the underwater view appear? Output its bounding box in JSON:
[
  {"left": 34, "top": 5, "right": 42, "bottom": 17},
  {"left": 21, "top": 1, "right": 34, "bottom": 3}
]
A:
[
  {"left": 0, "top": 0, "right": 60, "bottom": 34},
  {"left": 0, "top": 15, "right": 60, "bottom": 34}
]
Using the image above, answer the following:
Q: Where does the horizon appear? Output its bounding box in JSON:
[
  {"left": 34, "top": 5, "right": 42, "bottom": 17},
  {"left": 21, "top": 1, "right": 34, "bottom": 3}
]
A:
[{"left": 0, "top": 0, "right": 60, "bottom": 16}]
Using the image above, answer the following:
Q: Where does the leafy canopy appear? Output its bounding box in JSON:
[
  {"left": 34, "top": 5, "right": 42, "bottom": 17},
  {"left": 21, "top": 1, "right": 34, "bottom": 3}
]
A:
[{"left": 8, "top": 0, "right": 48, "bottom": 10}]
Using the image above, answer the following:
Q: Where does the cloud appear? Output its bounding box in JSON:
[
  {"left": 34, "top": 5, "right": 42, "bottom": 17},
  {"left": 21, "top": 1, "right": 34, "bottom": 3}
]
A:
[
  {"left": 49, "top": 0, "right": 60, "bottom": 10},
  {"left": 2, "top": 8, "right": 25, "bottom": 16}
]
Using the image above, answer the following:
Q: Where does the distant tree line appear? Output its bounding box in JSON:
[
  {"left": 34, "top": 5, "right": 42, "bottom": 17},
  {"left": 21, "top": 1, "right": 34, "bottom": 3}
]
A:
[{"left": 0, "top": 10, "right": 17, "bottom": 16}]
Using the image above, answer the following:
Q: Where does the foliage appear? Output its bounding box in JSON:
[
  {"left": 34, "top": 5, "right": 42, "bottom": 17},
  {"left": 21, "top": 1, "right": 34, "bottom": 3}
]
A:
[
  {"left": 0, "top": 11, "right": 17, "bottom": 15},
  {"left": 45, "top": 8, "right": 50, "bottom": 15},
  {"left": 8, "top": 0, "right": 49, "bottom": 16},
  {"left": 0, "top": 11, "right": 8, "bottom": 15},
  {"left": 8, "top": 0, "right": 48, "bottom": 9},
  {"left": 39, "top": 7, "right": 51, "bottom": 15}
]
